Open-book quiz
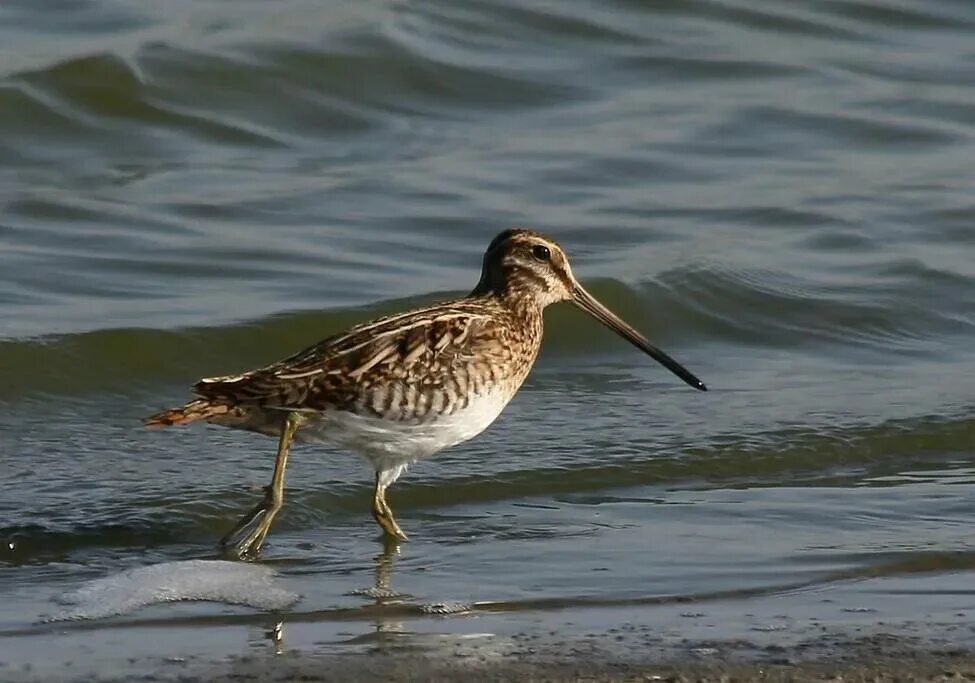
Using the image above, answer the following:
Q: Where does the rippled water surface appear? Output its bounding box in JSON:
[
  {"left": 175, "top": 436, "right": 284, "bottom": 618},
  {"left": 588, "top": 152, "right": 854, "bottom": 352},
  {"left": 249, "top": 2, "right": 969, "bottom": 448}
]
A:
[{"left": 2, "top": 0, "right": 975, "bottom": 672}]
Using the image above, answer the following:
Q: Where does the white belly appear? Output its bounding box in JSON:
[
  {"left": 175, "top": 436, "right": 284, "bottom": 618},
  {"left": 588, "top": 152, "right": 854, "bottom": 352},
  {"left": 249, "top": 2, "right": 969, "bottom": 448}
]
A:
[{"left": 296, "top": 391, "right": 511, "bottom": 475}]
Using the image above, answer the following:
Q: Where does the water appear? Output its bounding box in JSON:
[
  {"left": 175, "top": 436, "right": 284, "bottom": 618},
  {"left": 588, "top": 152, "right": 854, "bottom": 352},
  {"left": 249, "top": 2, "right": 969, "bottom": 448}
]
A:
[{"left": 2, "top": 0, "right": 975, "bottom": 673}]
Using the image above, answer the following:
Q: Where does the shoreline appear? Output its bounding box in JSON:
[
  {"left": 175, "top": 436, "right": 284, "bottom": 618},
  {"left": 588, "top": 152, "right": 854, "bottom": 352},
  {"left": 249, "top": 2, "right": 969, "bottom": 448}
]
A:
[
  {"left": 189, "top": 652, "right": 975, "bottom": 683},
  {"left": 6, "top": 633, "right": 975, "bottom": 682},
  {"left": 5, "top": 614, "right": 975, "bottom": 682},
  {"left": 5, "top": 563, "right": 975, "bottom": 682}
]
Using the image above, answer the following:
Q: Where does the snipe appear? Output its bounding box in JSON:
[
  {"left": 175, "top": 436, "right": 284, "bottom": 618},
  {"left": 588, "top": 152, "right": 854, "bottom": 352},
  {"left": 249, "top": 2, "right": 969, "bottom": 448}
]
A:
[{"left": 146, "top": 229, "right": 706, "bottom": 558}]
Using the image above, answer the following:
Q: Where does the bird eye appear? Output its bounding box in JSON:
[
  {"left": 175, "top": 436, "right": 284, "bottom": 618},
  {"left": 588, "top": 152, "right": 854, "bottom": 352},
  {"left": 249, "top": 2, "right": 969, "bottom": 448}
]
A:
[{"left": 531, "top": 245, "right": 551, "bottom": 262}]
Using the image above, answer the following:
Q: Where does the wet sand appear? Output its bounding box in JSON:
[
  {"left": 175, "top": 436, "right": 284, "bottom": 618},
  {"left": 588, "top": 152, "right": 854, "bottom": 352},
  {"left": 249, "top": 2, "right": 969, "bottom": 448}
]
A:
[
  {"left": 184, "top": 650, "right": 975, "bottom": 683},
  {"left": 5, "top": 562, "right": 975, "bottom": 682},
  {"left": 5, "top": 630, "right": 975, "bottom": 682}
]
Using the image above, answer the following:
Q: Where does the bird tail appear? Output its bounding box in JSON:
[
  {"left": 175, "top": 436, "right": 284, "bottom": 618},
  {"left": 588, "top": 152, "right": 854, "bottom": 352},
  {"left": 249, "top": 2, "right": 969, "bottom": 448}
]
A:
[{"left": 143, "top": 399, "right": 233, "bottom": 427}]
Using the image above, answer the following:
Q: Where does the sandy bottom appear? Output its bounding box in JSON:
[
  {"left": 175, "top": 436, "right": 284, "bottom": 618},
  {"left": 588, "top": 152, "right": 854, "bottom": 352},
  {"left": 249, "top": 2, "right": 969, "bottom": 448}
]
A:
[
  {"left": 4, "top": 609, "right": 975, "bottom": 682},
  {"left": 4, "top": 631, "right": 975, "bottom": 682},
  {"left": 168, "top": 649, "right": 975, "bottom": 683},
  {"left": 5, "top": 559, "right": 975, "bottom": 682}
]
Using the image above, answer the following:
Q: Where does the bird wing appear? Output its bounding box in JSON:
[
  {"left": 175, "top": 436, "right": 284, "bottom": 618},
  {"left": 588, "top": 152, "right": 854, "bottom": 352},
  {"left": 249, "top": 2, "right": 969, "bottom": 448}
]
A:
[{"left": 191, "top": 300, "right": 510, "bottom": 414}]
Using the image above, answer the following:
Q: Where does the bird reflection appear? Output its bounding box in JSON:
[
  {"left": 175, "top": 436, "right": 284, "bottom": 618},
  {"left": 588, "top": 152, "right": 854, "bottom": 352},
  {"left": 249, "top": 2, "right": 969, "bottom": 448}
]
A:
[
  {"left": 256, "top": 539, "right": 413, "bottom": 653},
  {"left": 265, "top": 620, "right": 285, "bottom": 655},
  {"left": 344, "top": 538, "right": 411, "bottom": 645},
  {"left": 373, "top": 538, "right": 403, "bottom": 601}
]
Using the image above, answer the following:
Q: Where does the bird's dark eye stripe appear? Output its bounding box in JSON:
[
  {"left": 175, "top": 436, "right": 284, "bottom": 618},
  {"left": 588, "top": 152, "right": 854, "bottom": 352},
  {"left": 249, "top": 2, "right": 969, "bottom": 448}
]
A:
[{"left": 531, "top": 245, "right": 551, "bottom": 262}]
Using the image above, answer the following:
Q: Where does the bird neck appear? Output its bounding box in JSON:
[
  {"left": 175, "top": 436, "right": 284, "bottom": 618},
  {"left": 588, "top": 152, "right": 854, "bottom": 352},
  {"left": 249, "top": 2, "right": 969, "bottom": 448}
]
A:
[{"left": 471, "top": 272, "right": 545, "bottom": 319}]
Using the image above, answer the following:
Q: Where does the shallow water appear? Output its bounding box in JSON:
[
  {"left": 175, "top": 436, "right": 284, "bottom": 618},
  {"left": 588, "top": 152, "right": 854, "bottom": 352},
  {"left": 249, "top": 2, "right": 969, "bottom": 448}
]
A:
[{"left": 2, "top": 0, "right": 975, "bottom": 673}]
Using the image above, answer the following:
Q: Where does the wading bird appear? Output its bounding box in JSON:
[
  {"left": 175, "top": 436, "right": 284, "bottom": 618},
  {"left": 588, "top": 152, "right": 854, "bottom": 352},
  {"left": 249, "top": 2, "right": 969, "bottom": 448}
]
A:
[{"left": 146, "top": 229, "right": 706, "bottom": 558}]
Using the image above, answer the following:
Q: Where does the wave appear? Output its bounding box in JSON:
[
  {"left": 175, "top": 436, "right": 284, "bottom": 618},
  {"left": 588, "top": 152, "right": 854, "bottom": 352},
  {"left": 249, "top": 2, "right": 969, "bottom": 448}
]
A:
[
  {"left": 1, "top": 265, "right": 972, "bottom": 401},
  {"left": 3, "top": 411, "right": 972, "bottom": 565}
]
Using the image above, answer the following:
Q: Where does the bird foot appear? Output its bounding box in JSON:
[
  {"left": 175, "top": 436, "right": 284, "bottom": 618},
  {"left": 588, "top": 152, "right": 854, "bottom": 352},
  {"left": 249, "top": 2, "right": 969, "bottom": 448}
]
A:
[{"left": 219, "top": 490, "right": 276, "bottom": 560}]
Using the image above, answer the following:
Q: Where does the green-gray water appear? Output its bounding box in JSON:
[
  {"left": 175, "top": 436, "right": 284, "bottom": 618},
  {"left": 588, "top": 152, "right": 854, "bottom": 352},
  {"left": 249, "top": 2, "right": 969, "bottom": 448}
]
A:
[{"left": 2, "top": 0, "right": 975, "bottom": 676}]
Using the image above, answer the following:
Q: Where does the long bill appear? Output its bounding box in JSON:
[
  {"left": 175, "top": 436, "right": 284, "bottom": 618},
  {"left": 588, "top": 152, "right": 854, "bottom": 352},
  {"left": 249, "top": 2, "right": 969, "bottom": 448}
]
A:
[{"left": 572, "top": 284, "right": 707, "bottom": 391}]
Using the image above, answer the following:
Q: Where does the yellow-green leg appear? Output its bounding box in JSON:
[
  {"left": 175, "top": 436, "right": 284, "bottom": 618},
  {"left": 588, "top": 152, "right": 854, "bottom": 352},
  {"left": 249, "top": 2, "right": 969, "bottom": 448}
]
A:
[
  {"left": 221, "top": 411, "right": 306, "bottom": 559},
  {"left": 370, "top": 473, "right": 409, "bottom": 542}
]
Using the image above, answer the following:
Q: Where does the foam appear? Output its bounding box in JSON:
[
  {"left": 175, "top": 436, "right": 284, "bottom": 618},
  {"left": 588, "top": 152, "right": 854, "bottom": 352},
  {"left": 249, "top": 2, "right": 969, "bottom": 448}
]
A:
[{"left": 48, "top": 559, "right": 300, "bottom": 621}]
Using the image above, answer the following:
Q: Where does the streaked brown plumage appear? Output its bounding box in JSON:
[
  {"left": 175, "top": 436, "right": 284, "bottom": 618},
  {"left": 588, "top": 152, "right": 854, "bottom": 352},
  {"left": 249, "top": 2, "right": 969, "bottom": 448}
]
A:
[
  {"left": 146, "top": 228, "right": 706, "bottom": 558},
  {"left": 147, "top": 299, "right": 538, "bottom": 433}
]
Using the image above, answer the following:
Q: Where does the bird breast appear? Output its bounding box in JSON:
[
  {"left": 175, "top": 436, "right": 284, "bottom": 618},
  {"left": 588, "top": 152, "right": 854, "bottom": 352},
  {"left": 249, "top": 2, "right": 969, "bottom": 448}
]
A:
[{"left": 295, "top": 388, "right": 514, "bottom": 461}]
